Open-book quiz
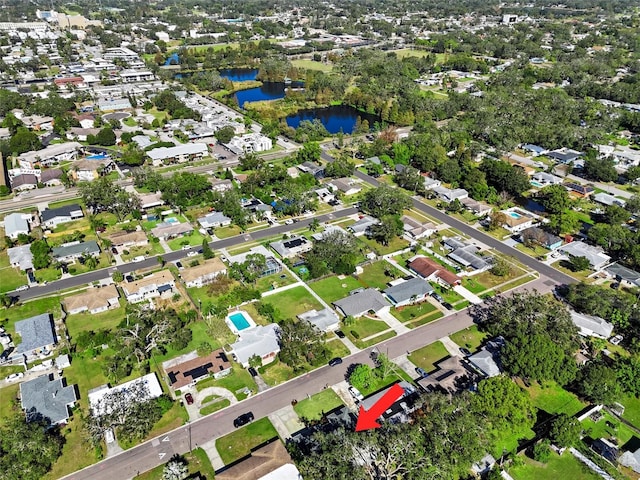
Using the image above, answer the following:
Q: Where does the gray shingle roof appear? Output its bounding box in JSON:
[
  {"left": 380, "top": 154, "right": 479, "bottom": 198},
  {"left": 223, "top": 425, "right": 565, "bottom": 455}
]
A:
[
  {"left": 333, "top": 288, "right": 389, "bottom": 317},
  {"left": 7, "top": 244, "right": 34, "bottom": 271},
  {"left": 298, "top": 308, "right": 340, "bottom": 332},
  {"left": 4, "top": 212, "right": 29, "bottom": 237},
  {"left": 384, "top": 277, "right": 433, "bottom": 305},
  {"left": 14, "top": 313, "right": 56, "bottom": 354},
  {"left": 20, "top": 374, "right": 76, "bottom": 424},
  {"left": 41, "top": 204, "right": 83, "bottom": 223},
  {"left": 468, "top": 349, "right": 501, "bottom": 377},
  {"left": 52, "top": 240, "right": 100, "bottom": 259}
]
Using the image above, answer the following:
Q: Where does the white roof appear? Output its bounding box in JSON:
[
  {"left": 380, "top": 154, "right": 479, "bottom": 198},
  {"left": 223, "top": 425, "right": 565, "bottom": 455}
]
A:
[
  {"left": 17, "top": 142, "right": 81, "bottom": 163},
  {"left": 259, "top": 464, "right": 301, "bottom": 480},
  {"left": 147, "top": 143, "right": 207, "bottom": 161},
  {"left": 88, "top": 373, "right": 162, "bottom": 416},
  {"left": 7, "top": 244, "right": 34, "bottom": 270},
  {"left": 4, "top": 212, "right": 29, "bottom": 236},
  {"left": 559, "top": 241, "right": 610, "bottom": 269},
  {"left": 231, "top": 324, "right": 280, "bottom": 365},
  {"left": 570, "top": 311, "right": 614, "bottom": 338}
]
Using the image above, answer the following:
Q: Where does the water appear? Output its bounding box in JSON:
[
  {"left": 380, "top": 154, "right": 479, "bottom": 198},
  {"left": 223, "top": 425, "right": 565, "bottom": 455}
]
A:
[
  {"left": 286, "top": 104, "right": 380, "bottom": 134},
  {"left": 219, "top": 68, "right": 258, "bottom": 82},
  {"left": 234, "top": 81, "right": 303, "bottom": 106},
  {"left": 164, "top": 217, "right": 178, "bottom": 224},
  {"left": 86, "top": 154, "right": 108, "bottom": 160},
  {"left": 164, "top": 53, "right": 180, "bottom": 66},
  {"left": 229, "top": 312, "right": 251, "bottom": 331},
  {"left": 522, "top": 199, "right": 546, "bottom": 213}
]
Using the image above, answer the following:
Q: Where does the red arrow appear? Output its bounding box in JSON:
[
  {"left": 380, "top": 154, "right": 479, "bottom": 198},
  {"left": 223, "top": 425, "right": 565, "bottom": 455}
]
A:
[{"left": 355, "top": 383, "right": 405, "bottom": 432}]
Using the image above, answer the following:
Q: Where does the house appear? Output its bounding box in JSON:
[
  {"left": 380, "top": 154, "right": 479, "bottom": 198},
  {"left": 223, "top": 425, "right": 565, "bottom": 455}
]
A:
[
  {"left": 17, "top": 142, "right": 82, "bottom": 169},
  {"left": 227, "top": 246, "right": 283, "bottom": 277},
  {"left": 270, "top": 235, "right": 312, "bottom": 259},
  {"left": 408, "top": 256, "right": 462, "bottom": 287},
  {"left": 570, "top": 311, "right": 614, "bottom": 339},
  {"left": 565, "top": 182, "right": 594, "bottom": 197},
  {"left": 298, "top": 308, "right": 340, "bottom": 332},
  {"left": 445, "top": 242, "right": 490, "bottom": 270},
  {"left": 297, "top": 161, "right": 325, "bottom": 179},
  {"left": 227, "top": 133, "right": 272, "bottom": 153},
  {"left": 66, "top": 127, "right": 100, "bottom": 142},
  {"left": 41, "top": 203, "right": 83, "bottom": 228},
  {"left": 39, "top": 168, "right": 64, "bottom": 186},
  {"left": 311, "top": 225, "right": 348, "bottom": 242},
  {"left": 416, "top": 356, "right": 478, "bottom": 394},
  {"left": 522, "top": 144, "right": 548, "bottom": 156},
  {"left": 63, "top": 285, "right": 119, "bottom": 315},
  {"left": 591, "top": 438, "right": 619, "bottom": 464},
  {"left": 358, "top": 380, "right": 421, "bottom": 424},
  {"left": 606, "top": 262, "right": 640, "bottom": 288},
  {"left": 401, "top": 215, "right": 437, "bottom": 240},
  {"left": 593, "top": 192, "right": 626, "bottom": 207},
  {"left": 460, "top": 198, "right": 492, "bottom": 217},
  {"left": 70, "top": 158, "right": 116, "bottom": 182},
  {"left": 531, "top": 171, "right": 563, "bottom": 187},
  {"left": 432, "top": 186, "right": 468, "bottom": 203},
  {"left": 547, "top": 148, "right": 582, "bottom": 164},
  {"left": 137, "top": 191, "right": 164, "bottom": 210},
  {"left": 88, "top": 373, "right": 163, "bottom": 417},
  {"left": 216, "top": 440, "right": 301, "bottom": 480},
  {"left": 499, "top": 208, "right": 535, "bottom": 233},
  {"left": 4, "top": 212, "right": 30, "bottom": 239},
  {"left": 52, "top": 240, "right": 100, "bottom": 263},
  {"left": 10, "top": 173, "right": 37, "bottom": 191},
  {"left": 468, "top": 338, "right": 504, "bottom": 377},
  {"left": 230, "top": 324, "right": 280, "bottom": 367},
  {"left": 164, "top": 349, "right": 232, "bottom": 389},
  {"left": 119, "top": 69, "right": 154, "bottom": 82},
  {"left": 520, "top": 226, "right": 563, "bottom": 250},
  {"left": 423, "top": 177, "right": 442, "bottom": 190},
  {"left": 120, "top": 270, "right": 175, "bottom": 304},
  {"left": 20, "top": 115, "right": 53, "bottom": 131},
  {"left": 619, "top": 447, "right": 640, "bottom": 474},
  {"left": 198, "top": 211, "right": 232, "bottom": 229},
  {"left": 7, "top": 244, "right": 34, "bottom": 271},
  {"left": 150, "top": 221, "right": 194, "bottom": 240},
  {"left": 333, "top": 288, "right": 389, "bottom": 318},
  {"left": 14, "top": 313, "right": 57, "bottom": 357},
  {"left": 384, "top": 277, "right": 434, "bottom": 306},
  {"left": 558, "top": 241, "right": 611, "bottom": 270},
  {"left": 107, "top": 230, "right": 148, "bottom": 251},
  {"left": 97, "top": 98, "right": 132, "bottom": 112},
  {"left": 146, "top": 143, "right": 208, "bottom": 166},
  {"left": 348, "top": 215, "right": 379, "bottom": 236},
  {"left": 210, "top": 178, "right": 234, "bottom": 193},
  {"left": 180, "top": 258, "right": 227, "bottom": 288},
  {"left": 329, "top": 178, "right": 361, "bottom": 196},
  {"left": 20, "top": 374, "right": 77, "bottom": 425}
]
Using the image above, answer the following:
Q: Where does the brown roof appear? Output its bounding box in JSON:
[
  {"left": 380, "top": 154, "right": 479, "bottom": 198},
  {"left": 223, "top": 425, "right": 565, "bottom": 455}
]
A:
[
  {"left": 180, "top": 257, "right": 227, "bottom": 284},
  {"left": 107, "top": 230, "right": 148, "bottom": 246},
  {"left": 216, "top": 440, "right": 292, "bottom": 480},
  {"left": 63, "top": 284, "right": 119, "bottom": 312},
  {"left": 416, "top": 356, "right": 476, "bottom": 394},
  {"left": 164, "top": 349, "right": 232, "bottom": 389},
  {"left": 408, "top": 257, "right": 461, "bottom": 286}
]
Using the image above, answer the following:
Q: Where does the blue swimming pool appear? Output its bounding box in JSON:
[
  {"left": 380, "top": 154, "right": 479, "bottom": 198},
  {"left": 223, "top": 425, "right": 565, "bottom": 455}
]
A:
[
  {"left": 164, "top": 217, "right": 178, "bottom": 224},
  {"left": 508, "top": 212, "right": 522, "bottom": 219},
  {"left": 229, "top": 312, "right": 251, "bottom": 331},
  {"left": 86, "top": 154, "right": 108, "bottom": 160}
]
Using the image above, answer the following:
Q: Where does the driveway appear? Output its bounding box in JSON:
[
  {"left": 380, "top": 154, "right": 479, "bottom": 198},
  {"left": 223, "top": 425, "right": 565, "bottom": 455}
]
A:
[{"left": 183, "top": 386, "right": 238, "bottom": 421}]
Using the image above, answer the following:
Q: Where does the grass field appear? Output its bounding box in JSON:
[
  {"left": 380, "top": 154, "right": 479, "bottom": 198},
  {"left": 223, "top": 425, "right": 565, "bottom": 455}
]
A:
[
  {"left": 136, "top": 448, "right": 215, "bottom": 480},
  {"left": 359, "top": 235, "right": 410, "bottom": 256},
  {"left": 408, "top": 341, "right": 449, "bottom": 373},
  {"left": 291, "top": 59, "right": 334, "bottom": 72},
  {"left": 523, "top": 381, "right": 586, "bottom": 416},
  {"left": 510, "top": 451, "right": 600, "bottom": 480},
  {"left": 358, "top": 261, "right": 400, "bottom": 290},
  {"left": 259, "top": 359, "right": 298, "bottom": 386},
  {"left": 346, "top": 317, "right": 389, "bottom": 341},
  {"left": 2, "top": 295, "right": 62, "bottom": 334},
  {"left": 620, "top": 392, "right": 640, "bottom": 429},
  {"left": 309, "top": 275, "right": 363, "bottom": 304},
  {"left": 449, "top": 325, "right": 488, "bottom": 352},
  {"left": 195, "top": 367, "right": 257, "bottom": 400},
  {"left": 357, "top": 330, "right": 396, "bottom": 349},
  {"left": 65, "top": 303, "right": 126, "bottom": 336},
  {"left": 581, "top": 411, "right": 636, "bottom": 445},
  {"left": 391, "top": 301, "right": 438, "bottom": 323},
  {"left": 43, "top": 414, "right": 99, "bottom": 480},
  {"left": 259, "top": 286, "right": 323, "bottom": 320},
  {"left": 167, "top": 230, "right": 208, "bottom": 251},
  {"left": 216, "top": 418, "right": 278, "bottom": 465},
  {"left": 200, "top": 398, "right": 231, "bottom": 416},
  {"left": 294, "top": 389, "right": 343, "bottom": 420}
]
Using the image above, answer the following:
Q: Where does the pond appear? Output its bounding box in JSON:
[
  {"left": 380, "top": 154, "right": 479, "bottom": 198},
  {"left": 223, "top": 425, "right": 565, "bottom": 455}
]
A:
[
  {"left": 285, "top": 104, "right": 380, "bottom": 134},
  {"left": 219, "top": 68, "right": 259, "bottom": 82},
  {"left": 234, "top": 81, "right": 304, "bottom": 106}
]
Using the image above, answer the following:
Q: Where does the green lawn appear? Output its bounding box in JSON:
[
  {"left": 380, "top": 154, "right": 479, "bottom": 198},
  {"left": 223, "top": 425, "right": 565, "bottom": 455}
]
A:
[
  {"left": 120, "top": 243, "right": 165, "bottom": 261},
  {"left": 359, "top": 235, "right": 410, "bottom": 256},
  {"left": 260, "top": 286, "right": 323, "bottom": 320},
  {"left": 432, "top": 284, "right": 464, "bottom": 304},
  {"left": 510, "top": 451, "right": 600, "bottom": 480},
  {"left": 309, "top": 275, "right": 362, "bottom": 304},
  {"left": 259, "top": 358, "right": 300, "bottom": 386},
  {"left": 34, "top": 266, "right": 63, "bottom": 283},
  {"left": 357, "top": 261, "right": 400, "bottom": 290},
  {"left": 404, "top": 311, "right": 444, "bottom": 328},
  {"left": 1, "top": 295, "right": 62, "bottom": 334},
  {"left": 43, "top": 414, "right": 100, "bottom": 480},
  {"left": 449, "top": 326, "right": 488, "bottom": 352},
  {"left": 357, "top": 330, "right": 396, "bottom": 349},
  {"left": 291, "top": 59, "right": 334, "bottom": 72},
  {"left": 214, "top": 225, "right": 243, "bottom": 239},
  {"left": 0, "top": 265, "right": 28, "bottom": 292},
  {"left": 254, "top": 270, "right": 296, "bottom": 293},
  {"left": 195, "top": 367, "right": 257, "bottom": 400},
  {"left": 138, "top": 448, "right": 218, "bottom": 480},
  {"left": 326, "top": 339, "right": 350, "bottom": 359},
  {"left": 581, "top": 411, "right": 636, "bottom": 445},
  {"left": 390, "top": 301, "right": 438, "bottom": 323},
  {"left": 461, "top": 277, "right": 488, "bottom": 295},
  {"left": 200, "top": 398, "right": 231, "bottom": 416},
  {"left": 408, "top": 341, "right": 449, "bottom": 373},
  {"left": 345, "top": 317, "right": 390, "bottom": 342},
  {"left": 65, "top": 303, "right": 126, "bottom": 337},
  {"left": 0, "top": 383, "right": 20, "bottom": 424},
  {"left": 216, "top": 418, "right": 278, "bottom": 465},
  {"left": 523, "top": 381, "right": 586, "bottom": 416},
  {"left": 120, "top": 401, "right": 189, "bottom": 451},
  {"left": 294, "top": 389, "right": 343, "bottom": 420},
  {"left": 620, "top": 392, "right": 640, "bottom": 430},
  {"left": 359, "top": 374, "right": 406, "bottom": 397},
  {"left": 167, "top": 230, "right": 208, "bottom": 251}
]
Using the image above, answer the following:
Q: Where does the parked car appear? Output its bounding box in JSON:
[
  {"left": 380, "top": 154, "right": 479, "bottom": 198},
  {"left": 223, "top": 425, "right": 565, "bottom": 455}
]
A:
[
  {"left": 459, "top": 347, "right": 472, "bottom": 356},
  {"left": 348, "top": 386, "right": 364, "bottom": 402},
  {"left": 233, "top": 412, "right": 254, "bottom": 428},
  {"left": 248, "top": 367, "right": 258, "bottom": 377},
  {"left": 187, "top": 251, "right": 198, "bottom": 257},
  {"left": 175, "top": 261, "right": 184, "bottom": 270},
  {"left": 442, "top": 302, "right": 454, "bottom": 310},
  {"left": 133, "top": 255, "right": 145, "bottom": 262},
  {"left": 181, "top": 245, "right": 191, "bottom": 251},
  {"left": 15, "top": 285, "right": 29, "bottom": 292},
  {"left": 335, "top": 330, "right": 346, "bottom": 339},
  {"left": 284, "top": 219, "right": 294, "bottom": 225},
  {"left": 328, "top": 357, "right": 343, "bottom": 367},
  {"left": 610, "top": 334, "right": 624, "bottom": 346},
  {"left": 185, "top": 393, "right": 194, "bottom": 405},
  {"left": 6, "top": 373, "right": 23, "bottom": 382},
  {"left": 111, "top": 247, "right": 118, "bottom": 254},
  {"left": 431, "top": 293, "right": 444, "bottom": 303},
  {"left": 415, "top": 367, "right": 429, "bottom": 378}
]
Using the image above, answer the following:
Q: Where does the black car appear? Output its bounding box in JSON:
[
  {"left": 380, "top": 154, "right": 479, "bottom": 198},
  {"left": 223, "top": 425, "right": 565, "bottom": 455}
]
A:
[
  {"left": 111, "top": 247, "right": 118, "bottom": 254},
  {"left": 335, "top": 330, "right": 346, "bottom": 339},
  {"left": 459, "top": 347, "right": 472, "bottom": 356},
  {"left": 443, "top": 302, "right": 454, "bottom": 310},
  {"left": 328, "top": 357, "right": 343, "bottom": 367},
  {"left": 233, "top": 412, "right": 254, "bottom": 428},
  {"left": 248, "top": 367, "right": 258, "bottom": 377}
]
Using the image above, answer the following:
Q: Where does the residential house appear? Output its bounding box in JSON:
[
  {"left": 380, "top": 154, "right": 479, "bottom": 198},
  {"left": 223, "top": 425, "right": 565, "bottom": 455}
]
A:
[
  {"left": 39, "top": 168, "right": 63, "bottom": 186},
  {"left": 531, "top": 171, "right": 563, "bottom": 187},
  {"left": 131, "top": 135, "right": 152, "bottom": 149},
  {"left": 593, "top": 192, "right": 626, "bottom": 207},
  {"left": 358, "top": 380, "right": 421, "bottom": 424},
  {"left": 460, "top": 198, "right": 492, "bottom": 217},
  {"left": 619, "top": 447, "right": 640, "bottom": 474},
  {"left": 570, "top": 311, "right": 614, "bottom": 339},
  {"left": 88, "top": 373, "right": 163, "bottom": 417},
  {"left": 97, "top": 98, "right": 132, "bottom": 111},
  {"left": 227, "top": 133, "right": 272, "bottom": 153},
  {"left": 443, "top": 237, "right": 490, "bottom": 271},
  {"left": 401, "top": 215, "right": 437, "bottom": 240},
  {"left": 63, "top": 285, "right": 119, "bottom": 315},
  {"left": 17, "top": 142, "right": 82, "bottom": 169},
  {"left": 164, "top": 349, "right": 232, "bottom": 389},
  {"left": 70, "top": 158, "right": 116, "bottom": 182},
  {"left": 298, "top": 308, "right": 340, "bottom": 332},
  {"left": 408, "top": 256, "right": 462, "bottom": 287},
  {"left": 146, "top": 143, "right": 208, "bottom": 166},
  {"left": 180, "top": 258, "right": 227, "bottom": 288},
  {"left": 216, "top": 440, "right": 301, "bottom": 480},
  {"left": 384, "top": 277, "right": 434, "bottom": 307},
  {"left": 520, "top": 226, "right": 563, "bottom": 250},
  {"left": 150, "top": 221, "right": 194, "bottom": 240},
  {"left": 591, "top": 438, "right": 619, "bottom": 464},
  {"left": 107, "top": 230, "right": 148, "bottom": 251},
  {"left": 10, "top": 173, "right": 37, "bottom": 191},
  {"left": 119, "top": 69, "right": 154, "bottom": 83},
  {"left": 270, "top": 235, "right": 312, "bottom": 259},
  {"left": 468, "top": 338, "right": 504, "bottom": 378},
  {"left": 66, "top": 127, "right": 100, "bottom": 142},
  {"left": 432, "top": 186, "right": 469, "bottom": 203},
  {"left": 521, "top": 144, "right": 548, "bottom": 156},
  {"left": 547, "top": 148, "right": 582, "bottom": 164},
  {"left": 227, "top": 246, "right": 282, "bottom": 277},
  {"left": 103, "top": 47, "right": 140, "bottom": 63},
  {"left": 137, "top": 192, "right": 164, "bottom": 210},
  {"left": 210, "top": 178, "right": 233, "bottom": 193},
  {"left": 329, "top": 178, "right": 361, "bottom": 196},
  {"left": 14, "top": 313, "right": 57, "bottom": 357},
  {"left": 4, "top": 212, "right": 30, "bottom": 239},
  {"left": 120, "top": 270, "right": 175, "bottom": 304},
  {"left": 500, "top": 208, "right": 535, "bottom": 233},
  {"left": 311, "top": 224, "right": 348, "bottom": 241},
  {"left": 564, "top": 182, "right": 594, "bottom": 198},
  {"left": 20, "top": 374, "right": 77, "bottom": 425},
  {"left": 230, "top": 324, "right": 280, "bottom": 367},
  {"left": 41, "top": 203, "right": 83, "bottom": 229},
  {"left": 198, "top": 211, "right": 232, "bottom": 229},
  {"left": 297, "top": 161, "right": 325, "bottom": 179},
  {"left": 20, "top": 115, "right": 53, "bottom": 131},
  {"left": 606, "top": 262, "right": 640, "bottom": 288},
  {"left": 423, "top": 177, "right": 442, "bottom": 190},
  {"left": 7, "top": 244, "right": 34, "bottom": 271},
  {"left": 416, "top": 356, "right": 478, "bottom": 394},
  {"left": 333, "top": 288, "right": 389, "bottom": 318},
  {"left": 558, "top": 241, "right": 611, "bottom": 270},
  {"left": 348, "top": 215, "right": 379, "bottom": 236},
  {"left": 52, "top": 240, "right": 100, "bottom": 263}
]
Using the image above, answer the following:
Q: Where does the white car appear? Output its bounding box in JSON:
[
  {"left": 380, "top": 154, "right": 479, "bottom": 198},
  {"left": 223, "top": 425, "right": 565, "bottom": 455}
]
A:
[
  {"left": 15, "top": 285, "right": 29, "bottom": 292},
  {"left": 348, "top": 386, "right": 364, "bottom": 402},
  {"left": 133, "top": 256, "right": 145, "bottom": 262},
  {"left": 284, "top": 219, "right": 294, "bottom": 225},
  {"left": 187, "top": 251, "right": 198, "bottom": 257},
  {"left": 6, "top": 373, "right": 24, "bottom": 382}
]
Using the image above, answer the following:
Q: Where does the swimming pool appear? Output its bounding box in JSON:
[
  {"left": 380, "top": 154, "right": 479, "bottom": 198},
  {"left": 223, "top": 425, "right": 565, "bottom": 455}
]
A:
[
  {"left": 86, "top": 154, "right": 108, "bottom": 160},
  {"left": 226, "top": 310, "right": 256, "bottom": 334},
  {"left": 530, "top": 181, "right": 543, "bottom": 188},
  {"left": 508, "top": 212, "right": 522, "bottom": 219},
  {"left": 164, "top": 217, "right": 178, "bottom": 224}
]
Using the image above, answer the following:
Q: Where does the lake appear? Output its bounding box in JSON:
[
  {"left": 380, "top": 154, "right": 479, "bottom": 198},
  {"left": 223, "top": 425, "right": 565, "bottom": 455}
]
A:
[
  {"left": 234, "top": 81, "right": 304, "bottom": 106},
  {"left": 286, "top": 105, "right": 379, "bottom": 134},
  {"left": 219, "top": 68, "right": 259, "bottom": 82}
]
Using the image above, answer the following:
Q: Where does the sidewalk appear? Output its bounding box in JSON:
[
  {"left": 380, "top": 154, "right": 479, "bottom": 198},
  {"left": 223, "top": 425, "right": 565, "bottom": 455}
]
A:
[
  {"left": 158, "top": 237, "right": 173, "bottom": 254},
  {"left": 375, "top": 310, "right": 410, "bottom": 335},
  {"left": 439, "top": 336, "right": 462, "bottom": 357},
  {"left": 200, "top": 438, "right": 224, "bottom": 471},
  {"left": 392, "top": 353, "right": 419, "bottom": 378}
]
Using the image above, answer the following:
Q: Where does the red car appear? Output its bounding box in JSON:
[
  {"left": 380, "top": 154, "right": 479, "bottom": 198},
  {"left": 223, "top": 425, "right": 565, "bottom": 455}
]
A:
[{"left": 185, "top": 393, "right": 194, "bottom": 405}]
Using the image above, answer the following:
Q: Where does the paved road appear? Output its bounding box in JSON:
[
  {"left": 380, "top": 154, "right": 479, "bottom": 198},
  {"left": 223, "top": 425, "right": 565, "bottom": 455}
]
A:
[{"left": 11, "top": 207, "right": 357, "bottom": 302}]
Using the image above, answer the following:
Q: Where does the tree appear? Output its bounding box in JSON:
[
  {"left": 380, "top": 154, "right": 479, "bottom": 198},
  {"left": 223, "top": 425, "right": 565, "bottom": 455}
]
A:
[
  {"left": 615, "top": 355, "right": 640, "bottom": 397},
  {"left": 548, "top": 414, "right": 582, "bottom": 447},
  {"left": 325, "top": 155, "right": 355, "bottom": 178},
  {"left": 0, "top": 415, "right": 63, "bottom": 480},
  {"left": 162, "top": 456, "right": 188, "bottom": 480},
  {"left": 30, "top": 238, "right": 51, "bottom": 269},
  {"left": 361, "top": 185, "right": 411, "bottom": 218},
  {"left": 624, "top": 195, "right": 640, "bottom": 216},
  {"left": 487, "top": 211, "right": 507, "bottom": 231},
  {"left": 94, "top": 127, "right": 116, "bottom": 146},
  {"left": 277, "top": 319, "right": 327, "bottom": 371},
  {"left": 80, "top": 177, "right": 141, "bottom": 221},
  {"left": 583, "top": 156, "right": 617, "bottom": 182},
  {"left": 9, "top": 127, "right": 41, "bottom": 154},
  {"left": 0, "top": 293, "right": 11, "bottom": 308},
  {"left": 394, "top": 166, "right": 424, "bottom": 193},
  {"left": 230, "top": 253, "right": 267, "bottom": 284},
  {"left": 567, "top": 255, "right": 591, "bottom": 272},
  {"left": 112, "top": 271, "right": 124, "bottom": 283},
  {"left": 349, "top": 364, "right": 375, "bottom": 391},
  {"left": 576, "top": 360, "right": 621, "bottom": 404},
  {"left": 202, "top": 239, "right": 214, "bottom": 259},
  {"left": 462, "top": 168, "right": 489, "bottom": 200},
  {"left": 604, "top": 204, "right": 631, "bottom": 225},
  {"left": 248, "top": 354, "right": 262, "bottom": 368},
  {"left": 536, "top": 185, "right": 571, "bottom": 214},
  {"left": 238, "top": 152, "right": 263, "bottom": 171},
  {"left": 214, "top": 125, "right": 235, "bottom": 144},
  {"left": 295, "top": 141, "right": 321, "bottom": 165},
  {"left": 490, "top": 257, "right": 511, "bottom": 276},
  {"left": 472, "top": 376, "right": 536, "bottom": 434},
  {"left": 305, "top": 230, "right": 360, "bottom": 277},
  {"left": 368, "top": 215, "right": 403, "bottom": 246}
]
